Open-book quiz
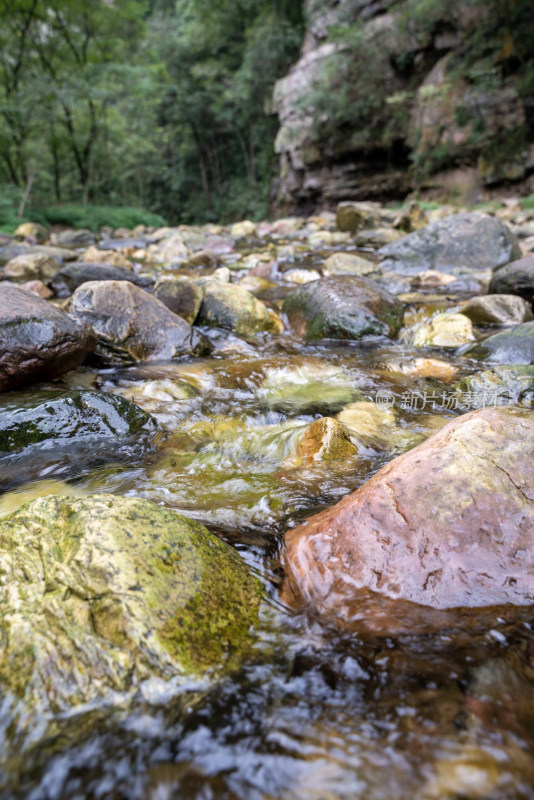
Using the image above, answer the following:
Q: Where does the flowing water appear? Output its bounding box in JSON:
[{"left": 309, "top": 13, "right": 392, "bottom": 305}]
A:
[{"left": 1, "top": 229, "right": 533, "bottom": 800}]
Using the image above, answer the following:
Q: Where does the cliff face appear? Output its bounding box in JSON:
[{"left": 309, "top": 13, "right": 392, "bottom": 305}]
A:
[{"left": 273, "top": 0, "right": 534, "bottom": 212}]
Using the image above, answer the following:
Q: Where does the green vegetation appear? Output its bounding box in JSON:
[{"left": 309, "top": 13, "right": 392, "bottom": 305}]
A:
[
  {"left": 299, "top": 0, "right": 534, "bottom": 185},
  {"left": 521, "top": 194, "right": 534, "bottom": 210},
  {"left": 0, "top": 0, "right": 304, "bottom": 227}
]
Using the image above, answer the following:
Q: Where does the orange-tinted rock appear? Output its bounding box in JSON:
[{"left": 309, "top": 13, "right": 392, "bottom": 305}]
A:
[{"left": 282, "top": 407, "right": 534, "bottom": 632}]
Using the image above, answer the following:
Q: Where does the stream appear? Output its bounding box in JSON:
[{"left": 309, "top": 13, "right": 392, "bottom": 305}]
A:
[{"left": 1, "top": 212, "right": 533, "bottom": 800}]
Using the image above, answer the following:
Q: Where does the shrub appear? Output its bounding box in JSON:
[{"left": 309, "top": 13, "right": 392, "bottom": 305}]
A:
[{"left": 42, "top": 205, "right": 167, "bottom": 232}]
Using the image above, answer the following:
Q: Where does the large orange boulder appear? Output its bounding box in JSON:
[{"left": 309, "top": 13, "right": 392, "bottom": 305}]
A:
[{"left": 282, "top": 407, "right": 534, "bottom": 632}]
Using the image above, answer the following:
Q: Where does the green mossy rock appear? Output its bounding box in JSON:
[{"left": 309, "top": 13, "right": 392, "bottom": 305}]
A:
[
  {"left": 0, "top": 389, "right": 157, "bottom": 453},
  {"left": 455, "top": 365, "right": 534, "bottom": 408},
  {"left": 196, "top": 282, "right": 283, "bottom": 337},
  {"left": 283, "top": 276, "right": 403, "bottom": 341},
  {"left": 463, "top": 321, "right": 534, "bottom": 364},
  {"left": 0, "top": 494, "right": 263, "bottom": 710}
]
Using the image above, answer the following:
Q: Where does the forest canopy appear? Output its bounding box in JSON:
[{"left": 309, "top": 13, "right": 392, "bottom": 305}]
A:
[{"left": 0, "top": 0, "right": 305, "bottom": 229}]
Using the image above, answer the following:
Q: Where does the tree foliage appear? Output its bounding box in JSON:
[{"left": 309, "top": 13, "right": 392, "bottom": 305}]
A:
[{"left": 0, "top": 0, "right": 304, "bottom": 227}]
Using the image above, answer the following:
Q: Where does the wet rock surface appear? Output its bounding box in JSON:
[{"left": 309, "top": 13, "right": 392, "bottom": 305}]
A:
[
  {"left": 0, "top": 494, "right": 262, "bottom": 713},
  {"left": 52, "top": 261, "right": 154, "bottom": 295},
  {"left": 283, "top": 275, "right": 403, "bottom": 340},
  {"left": 67, "top": 280, "right": 209, "bottom": 362},
  {"left": 0, "top": 282, "right": 96, "bottom": 390},
  {"left": 283, "top": 407, "right": 534, "bottom": 626},
  {"left": 1, "top": 207, "right": 534, "bottom": 800},
  {"left": 464, "top": 320, "right": 534, "bottom": 364}
]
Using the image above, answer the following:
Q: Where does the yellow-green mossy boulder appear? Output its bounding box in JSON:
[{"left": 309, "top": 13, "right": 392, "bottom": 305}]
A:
[{"left": 0, "top": 494, "right": 263, "bottom": 711}]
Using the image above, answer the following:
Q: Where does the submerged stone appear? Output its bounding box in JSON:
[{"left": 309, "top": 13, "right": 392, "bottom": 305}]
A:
[
  {"left": 284, "top": 417, "right": 357, "bottom": 468},
  {"left": 257, "top": 363, "right": 358, "bottom": 414},
  {"left": 0, "top": 494, "right": 263, "bottom": 711}
]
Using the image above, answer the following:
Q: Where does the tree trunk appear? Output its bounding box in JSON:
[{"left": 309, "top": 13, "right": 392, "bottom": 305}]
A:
[{"left": 18, "top": 166, "right": 34, "bottom": 218}]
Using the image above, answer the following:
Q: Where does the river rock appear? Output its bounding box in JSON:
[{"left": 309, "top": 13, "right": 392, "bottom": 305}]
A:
[
  {"left": 461, "top": 294, "right": 533, "bottom": 326},
  {"left": 488, "top": 256, "right": 534, "bottom": 301},
  {"left": 67, "top": 280, "right": 209, "bottom": 362},
  {"left": 13, "top": 221, "right": 48, "bottom": 243},
  {"left": 80, "top": 245, "right": 132, "bottom": 268},
  {"left": 52, "top": 262, "right": 154, "bottom": 296},
  {"left": 153, "top": 275, "right": 204, "bottom": 324},
  {"left": 196, "top": 282, "right": 283, "bottom": 337},
  {"left": 455, "top": 365, "right": 534, "bottom": 408},
  {"left": 336, "top": 400, "right": 397, "bottom": 449},
  {"left": 463, "top": 321, "right": 534, "bottom": 364},
  {"left": 409, "top": 312, "right": 475, "bottom": 348},
  {"left": 283, "top": 276, "right": 403, "bottom": 341},
  {"left": 379, "top": 213, "right": 520, "bottom": 276},
  {"left": 231, "top": 220, "right": 257, "bottom": 238},
  {"left": 0, "top": 494, "right": 262, "bottom": 713},
  {"left": 322, "top": 252, "right": 375, "bottom": 277},
  {"left": 0, "top": 389, "right": 157, "bottom": 456},
  {"left": 0, "top": 282, "right": 96, "bottom": 391},
  {"left": 2, "top": 252, "right": 61, "bottom": 282},
  {"left": 55, "top": 228, "right": 96, "bottom": 247},
  {"left": 19, "top": 279, "right": 53, "bottom": 299},
  {"left": 284, "top": 417, "right": 357, "bottom": 468},
  {"left": 146, "top": 233, "right": 189, "bottom": 265},
  {"left": 336, "top": 201, "right": 381, "bottom": 233},
  {"left": 283, "top": 407, "right": 534, "bottom": 631}
]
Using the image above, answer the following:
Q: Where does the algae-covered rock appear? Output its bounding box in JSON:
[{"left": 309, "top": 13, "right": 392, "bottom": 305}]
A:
[
  {"left": 0, "top": 389, "right": 157, "bottom": 454},
  {"left": 283, "top": 276, "right": 403, "bottom": 341},
  {"left": 0, "top": 494, "right": 263, "bottom": 712},
  {"left": 257, "top": 363, "right": 358, "bottom": 414},
  {"left": 284, "top": 417, "right": 357, "bottom": 468},
  {"left": 153, "top": 275, "right": 203, "bottom": 324},
  {"left": 455, "top": 365, "right": 534, "bottom": 408},
  {"left": 196, "top": 282, "right": 283, "bottom": 337},
  {"left": 463, "top": 321, "right": 534, "bottom": 364},
  {"left": 409, "top": 312, "right": 475, "bottom": 348}
]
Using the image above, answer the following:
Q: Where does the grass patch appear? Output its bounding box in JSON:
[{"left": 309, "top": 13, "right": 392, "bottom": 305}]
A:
[
  {"left": 521, "top": 194, "right": 534, "bottom": 210},
  {"left": 42, "top": 205, "right": 167, "bottom": 232}
]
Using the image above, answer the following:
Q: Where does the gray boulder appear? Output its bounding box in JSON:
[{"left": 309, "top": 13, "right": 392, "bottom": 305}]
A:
[{"left": 379, "top": 213, "right": 520, "bottom": 276}]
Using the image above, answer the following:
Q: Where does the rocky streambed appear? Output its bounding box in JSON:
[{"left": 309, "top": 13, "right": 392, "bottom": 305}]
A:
[{"left": 0, "top": 202, "right": 534, "bottom": 799}]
